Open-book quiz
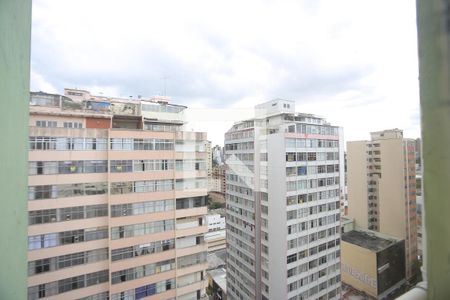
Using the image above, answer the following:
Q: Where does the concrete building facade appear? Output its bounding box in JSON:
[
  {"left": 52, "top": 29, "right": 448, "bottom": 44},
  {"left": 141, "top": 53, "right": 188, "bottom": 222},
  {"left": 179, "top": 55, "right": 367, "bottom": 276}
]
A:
[
  {"left": 205, "top": 141, "right": 213, "bottom": 191},
  {"left": 341, "top": 229, "right": 406, "bottom": 299},
  {"left": 27, "top": 89, "right": 208, "bottom": 300},
  {"left": 205, "top": 214, "right": 226, "bottom": 252},
  {"left": 210, "top": 165, "right": 226, "bottom": 194},
  {"left": 212, "top": 145, "right": 224, "bottom": 166},
  {"left": 225, "top": 99, "right": 344, "bottom": 300},
  {"left": 347, "top": 129, "right": 418, "bottom": 280},
  {"left": 206, "top": 214, "right": 226, "bottom": 232}
]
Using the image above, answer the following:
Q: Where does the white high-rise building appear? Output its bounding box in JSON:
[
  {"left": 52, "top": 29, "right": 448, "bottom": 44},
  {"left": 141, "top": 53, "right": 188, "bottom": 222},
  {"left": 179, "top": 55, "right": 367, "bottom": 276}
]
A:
[{"left": 225, "top": 99, "right": 344, "bottom": 300}]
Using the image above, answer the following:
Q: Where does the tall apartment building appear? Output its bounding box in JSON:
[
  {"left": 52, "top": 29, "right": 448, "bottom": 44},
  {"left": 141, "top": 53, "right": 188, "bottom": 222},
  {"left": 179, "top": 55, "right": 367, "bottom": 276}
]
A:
[
  {"left": 210, "top": 165, "right": 226, "bottom": 194},
  {"left": 205, "top": 141, "right": 213, "bottom": 191},
  {"left": 347, "top": 129, "right": 418, "bottom": 280},
  {"left": 212, "top": 145, "right": 224, "bottom": 166},
  {"left": 224, "top": 99, "right": 344, "bottom": 300},
  {"left": 27, "top": 89, "right": 209, "bottom": 300}
]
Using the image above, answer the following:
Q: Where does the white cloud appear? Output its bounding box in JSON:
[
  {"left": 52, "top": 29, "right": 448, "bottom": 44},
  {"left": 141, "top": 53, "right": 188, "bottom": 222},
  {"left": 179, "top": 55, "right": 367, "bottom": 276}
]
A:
[
  {"left": 30, "top": 68, "right": 57, "bottom": 93},
  {"left": 31, "top": 0, "right": 421, "bottom": 145}
]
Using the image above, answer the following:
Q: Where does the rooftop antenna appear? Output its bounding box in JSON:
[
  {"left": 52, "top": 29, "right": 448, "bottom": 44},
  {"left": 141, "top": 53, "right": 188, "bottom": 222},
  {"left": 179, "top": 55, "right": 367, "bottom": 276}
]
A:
[{"left": 162, "top": 75, "right": 169, "bottom": 96}]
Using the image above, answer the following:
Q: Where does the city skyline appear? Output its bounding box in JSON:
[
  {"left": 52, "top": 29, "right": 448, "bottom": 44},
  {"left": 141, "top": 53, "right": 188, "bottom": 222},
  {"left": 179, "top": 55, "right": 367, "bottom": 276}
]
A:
[
  {"left": 31, "top": 0, "right": 420, "bottom": 146},
  {"left": 3, "top": 0, "right": 450, "bottom": 299}
]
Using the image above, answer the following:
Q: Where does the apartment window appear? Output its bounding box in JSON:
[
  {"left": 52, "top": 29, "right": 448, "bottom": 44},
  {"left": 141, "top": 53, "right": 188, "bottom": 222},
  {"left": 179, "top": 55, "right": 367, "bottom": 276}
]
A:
[
  {"left": 111, "top": 239, "right": 175, "bottom": 262},
  {"left": 328, "top": 240, "right": 336, "bottom": 249},
  {"left": 286, "top": 152, "right": 295, "bottom": 162},
  {"left": 318, "top": 255, "right": 327, "bottom": 265},
  {"left": 288, "top": 239, "right": 297, "bottom": 249},
  {"left": 133, "top": 160, "right": 149, "bottom": 171},
  {"left": 32, "top": 160, "right": 108, "bottom": 174},
  {"left": 175, "top": 159, "right": 205, "bottom": 171},
  {"left": 111, "top": 220, "right": 174, "bottom": 240},
  {"left": 144, "top": 123, "right": 180, "bottom": 132},
  {"left": 175, "top": 178, "right": 207, "bottom": 190},
  {"left": 28, "top": 182, "right": 107, "bottom": 200},
  {"left": 287, "top": 268, "right": 296, "bottom": 278},
  {"left": 299, "top": 222, "right": 307, "bottom": 231},
  {"left": 318, "top": 230, "right": 327, "bottom": 239},
  {"left": 30, "top": 258, "right": 50, "bottom": 275},
  {"left": 261, "top": 205, "right": 268, "bottom": 214},
  {"left": 111, "top": 199, "right": 174, "bottom": 217},
  {"left": 28, "top": 270, "right": 108, "bottom": 299},
  {"left": 309, "top": 259, "right": 318, "bottom": 269},
  {"left": 285, "top": 196, "right": 295, "bottom": 206},
  {"left": 78, "top": 292, "right": 109, "bottom": 300},
  {"left": 287, "top": 254, "right": 297, "bottom": 264},
  {"left": 177, "top": 252, "right": 207, "bottom": 269},
  {"left": 36, "top": 120, "right": 57, "bottom": 127},
  {"left": 286, "top": 138, "right": 296, "bottom": 148},
  {"left": 309, "top": 179, "right": 318, "bottom": 188},
  {"left": 309, "top": 285, "right": 318, "bottom": 297},
  {"left": 308, "top": 152, "right": 316, "bottom": 161},
  {"left": 287, "top": 210, "right": 297, "bottom": 220},
  {"left": 110, "top": 279, "right": 175, "bottom": 300},
  {"left": 28, "top": 227, "right": 108, "bottom": 250},
  {"left": 29, "top": 137, "right": 107, "bottom": 151},
  {"left": 110, "top": 180, "right": 173, "bottom": 194},
  {"left": 319, "top": 281, "right": 327, "bottom": 292},
  {"left": 176, "top": 196, "right": 207, "bottom": 209},
  {"left": 111, "top": 138, "right": 174, "bottom": 151},
  {"left": 29, "top": 209, "right": 57, "bottom": 224},
  {"left": 297, "top": 152, "right": 307, "bottom": 161},
  {"left": 28, "top": 248, "right": 108, "bottom": 276},
  {"left": 298, "top": 166, "right": 307, "bottom": 175},
  {"left": 85, "top": 138, "right": 107, "bottom": 150},
  {"left": 63, "top": 122, "right": 82, "bottom": 128},
  {"left": 29, "top": 205, "right": 107, "bottom": 225},
  {"left": 29, "top": 137, "right": 56, "bottom": 150},
  {"left": 298, "top": 194, "right": 308, "bottom": 204},
  {"left": 298, "top": 250, "right": 307, "bottom": 259},
  {"left": 111, "top": 259, "right": 175, "bottom": 284},
  {"left": 319, "top": 243, "right": 327, "bottom": 252},
  {"left": 58, "top": 275, "right": 85, "bottom": 293}
]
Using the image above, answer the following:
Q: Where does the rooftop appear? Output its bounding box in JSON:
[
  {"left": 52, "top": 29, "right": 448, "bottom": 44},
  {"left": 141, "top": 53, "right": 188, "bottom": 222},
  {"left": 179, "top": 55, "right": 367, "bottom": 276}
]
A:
[
  {"left": 30, "top": 89, "right": 187, "bottom": 124},
  {"left": 342, "top": 230, "right": 399, "bottom": 252},
  {"left": 207, "top": 267, "right": 227, "bottom": 293},
  {"left": 207, "top": 249, "right": 226, "bottom": 270}
]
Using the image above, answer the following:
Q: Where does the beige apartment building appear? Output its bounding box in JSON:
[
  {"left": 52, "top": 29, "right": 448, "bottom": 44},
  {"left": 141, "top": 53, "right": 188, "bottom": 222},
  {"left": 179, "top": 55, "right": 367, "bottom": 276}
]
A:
[
  {"left": 27, "top": 89, "right": 208, "bottom": 300},
  {"left": 347, "top": 129, "right": 418, "bottom": 280},
  {"left": 341, "top": 229, "right": 406, "bottom": 299},
  {"left": 210, "top": 165, "right": 226, "bottom": 195}
]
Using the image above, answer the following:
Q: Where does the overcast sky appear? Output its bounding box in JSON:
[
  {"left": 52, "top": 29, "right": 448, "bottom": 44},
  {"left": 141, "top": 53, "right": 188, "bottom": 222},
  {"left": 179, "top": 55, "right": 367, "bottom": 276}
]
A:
[{"left": 31, "top": 0, "right": 420, "bottom": 146}]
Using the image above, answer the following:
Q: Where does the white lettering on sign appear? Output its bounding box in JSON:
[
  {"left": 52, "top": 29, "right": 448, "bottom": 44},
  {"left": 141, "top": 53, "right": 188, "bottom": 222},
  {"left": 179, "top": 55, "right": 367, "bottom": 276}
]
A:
[{"left": 341, "top": 263, "right": 377, "bottom": 288}]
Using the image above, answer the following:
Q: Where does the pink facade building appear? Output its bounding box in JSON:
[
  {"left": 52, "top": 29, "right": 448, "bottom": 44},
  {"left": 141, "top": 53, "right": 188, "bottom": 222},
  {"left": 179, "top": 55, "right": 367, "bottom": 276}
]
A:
[{"left": 27, "top": 89, "right": 208, "bottom": 300}]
